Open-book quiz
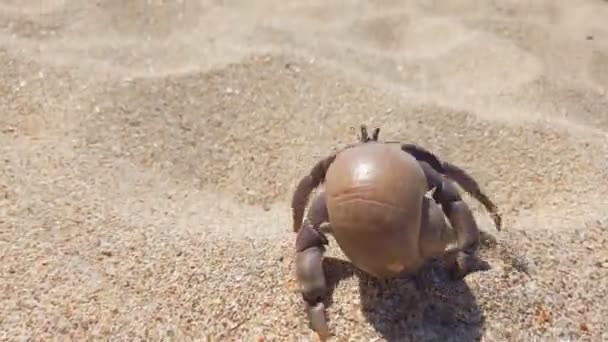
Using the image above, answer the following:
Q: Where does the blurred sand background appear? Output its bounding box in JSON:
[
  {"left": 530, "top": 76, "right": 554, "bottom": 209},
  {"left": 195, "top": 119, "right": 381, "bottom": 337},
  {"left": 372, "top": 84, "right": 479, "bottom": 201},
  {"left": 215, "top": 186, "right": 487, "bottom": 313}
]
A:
[{"left": 1, "top": 0, "right": 608, "bottom": 341}]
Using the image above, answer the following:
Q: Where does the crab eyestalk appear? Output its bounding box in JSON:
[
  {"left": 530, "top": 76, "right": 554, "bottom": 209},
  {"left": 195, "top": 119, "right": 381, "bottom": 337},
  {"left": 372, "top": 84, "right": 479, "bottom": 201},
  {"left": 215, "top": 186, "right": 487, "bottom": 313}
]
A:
[
  {"left": 358, "top": 125, "right": 380, "bottom": 142},
  {"left": 371, "top": 127, "right": 380, "bottom": 141},
  {"left": 359, "top": 125, "right": 369, "bottom": 142}
]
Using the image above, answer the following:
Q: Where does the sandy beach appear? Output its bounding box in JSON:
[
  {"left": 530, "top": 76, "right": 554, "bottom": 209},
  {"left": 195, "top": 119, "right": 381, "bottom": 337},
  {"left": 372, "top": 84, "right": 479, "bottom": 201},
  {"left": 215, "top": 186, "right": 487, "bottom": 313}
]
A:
[{"left": 1, "top": 0, "right": 608, "bottom": 341}]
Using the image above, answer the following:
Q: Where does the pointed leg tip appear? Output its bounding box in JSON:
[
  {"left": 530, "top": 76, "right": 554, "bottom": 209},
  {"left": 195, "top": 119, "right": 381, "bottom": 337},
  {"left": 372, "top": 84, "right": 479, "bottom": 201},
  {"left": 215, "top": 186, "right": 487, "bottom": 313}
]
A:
[
  {"left": 308, "top": 303, "right": 331, "bottom": 340},
  {"left": 493, "top": 213, "right": 503, "bottom": 231}
]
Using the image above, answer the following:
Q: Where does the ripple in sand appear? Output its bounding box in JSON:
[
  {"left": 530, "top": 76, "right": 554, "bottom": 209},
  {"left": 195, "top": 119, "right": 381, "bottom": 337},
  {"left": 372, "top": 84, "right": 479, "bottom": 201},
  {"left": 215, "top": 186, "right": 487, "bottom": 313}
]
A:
[
  {"left": 0, "top": 49, "right": 81, "bottom": 136},
  {"left": 74, "top": 157, "right": 291, "bottom": 240},
  {"left": 414, "top": 0, "right": 497, "bottom": 16},
  {"left": 290, "top": 13, "right": 540, "bottom": 96},
  {"left": 498, "top": 75, "right": 608, "bottom": 131},
  {"left": 416, "top": 37, "right": 540, "bottom": 96},
  {"left": 0, "top": 30, "right": 255, "bottom": 80},
  {"left": 79, "top": 54, "right": 604, "bottom": 214},
  {"left": 341, "top": 14, "right": 478, "bottom": 58},
  {"left": 66, "top": 0, "right": 207, "bottom": 39},
  {"left": 0, "top": 0, "right": 259, "bottom": 79},
  {"left": 590, "top": 50, "right": 608, "bottom": 91},
  {"left": 0, "top": 0, "right": 66, "bottom": 14},
  {"left": 0, "top": 11, "right": 67, "bottom": 40}
]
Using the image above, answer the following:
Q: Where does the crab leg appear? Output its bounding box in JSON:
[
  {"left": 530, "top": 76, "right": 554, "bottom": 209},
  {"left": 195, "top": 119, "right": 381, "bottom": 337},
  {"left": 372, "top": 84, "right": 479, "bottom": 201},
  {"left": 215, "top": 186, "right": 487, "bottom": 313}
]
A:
[
  {"left": 417, "top": 161, "right": 482, "bottom": 279},
  {"left": 295, "top": 192, "right": 331, "bottom": 339},
  {"left": 291, "top": 154, "right": 336, "bottom": 232},
  {"left": 401, "top": 143, "right": 502, "bottom": 231},
  {"left": 441, "top": 160, "right": 502, "bottom": 230},
  {"left": 306, "top": 190, "right": 330, "bottom": 229},
  {"left": 292, "top": 124, "right": 376, "bottom": 232}
]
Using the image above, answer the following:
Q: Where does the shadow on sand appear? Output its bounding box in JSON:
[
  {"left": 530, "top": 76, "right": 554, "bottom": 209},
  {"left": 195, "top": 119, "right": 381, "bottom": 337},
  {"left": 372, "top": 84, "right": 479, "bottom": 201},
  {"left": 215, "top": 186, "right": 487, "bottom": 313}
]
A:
[{"left": 321, "top": 256, "right": 488, "bottom": 342}]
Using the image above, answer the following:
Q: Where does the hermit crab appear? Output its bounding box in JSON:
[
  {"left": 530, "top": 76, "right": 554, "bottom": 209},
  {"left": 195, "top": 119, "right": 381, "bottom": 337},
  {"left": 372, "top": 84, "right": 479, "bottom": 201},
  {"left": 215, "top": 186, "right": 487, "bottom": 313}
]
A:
[{"left": 290, "top": 125, "right": 502, "bottom": 338}]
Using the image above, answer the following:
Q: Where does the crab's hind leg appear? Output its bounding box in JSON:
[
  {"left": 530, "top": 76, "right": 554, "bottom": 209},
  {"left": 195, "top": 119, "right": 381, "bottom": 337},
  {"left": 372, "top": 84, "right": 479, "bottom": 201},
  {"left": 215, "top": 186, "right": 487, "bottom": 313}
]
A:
[
  {"left": 441, "top": 161, "right": 502, "bottom": 230},
  {"left": 291, "top": 154, "right": 336, "bottom": 232},
  {"left": 295, "top": 210, "right": 331, "bottom": 339},
  {"left": 418, "top": 162, "right": 482, "bottom": 279}
]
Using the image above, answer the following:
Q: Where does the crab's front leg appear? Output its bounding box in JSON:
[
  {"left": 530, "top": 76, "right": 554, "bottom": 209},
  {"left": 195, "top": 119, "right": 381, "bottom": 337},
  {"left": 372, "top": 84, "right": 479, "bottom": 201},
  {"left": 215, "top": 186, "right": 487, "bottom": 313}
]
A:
[
  {"left": 295, "top": 193, "right": 331, "bottom": 339},
  {"left": 291, "top": 155, "right": 336, "bottom": 232},
  {"left": 412, "top": 195, "right": 454, "bottom": 291},
  {"left": 418, "top": 196, "right": 454, "bottom": 260}
]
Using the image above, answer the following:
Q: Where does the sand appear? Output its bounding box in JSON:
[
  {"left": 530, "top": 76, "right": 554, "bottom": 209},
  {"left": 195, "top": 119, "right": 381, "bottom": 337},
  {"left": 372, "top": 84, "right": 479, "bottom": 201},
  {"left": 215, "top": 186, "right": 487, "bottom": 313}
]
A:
[{"left": 1, "top": 0, "right": 608, "bottom": 341}]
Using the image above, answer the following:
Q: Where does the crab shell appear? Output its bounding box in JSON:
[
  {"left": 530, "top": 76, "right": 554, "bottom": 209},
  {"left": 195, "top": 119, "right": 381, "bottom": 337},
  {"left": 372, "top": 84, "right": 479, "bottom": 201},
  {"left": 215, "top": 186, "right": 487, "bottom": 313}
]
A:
[{"left": 323, "top": 141, "right": 452, "bottom": 278}]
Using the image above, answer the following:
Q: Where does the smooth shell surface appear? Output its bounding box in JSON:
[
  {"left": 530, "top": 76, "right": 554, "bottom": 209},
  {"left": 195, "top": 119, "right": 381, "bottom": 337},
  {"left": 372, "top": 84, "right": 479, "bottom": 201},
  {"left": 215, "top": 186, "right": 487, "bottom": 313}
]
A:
[{"left": 324, "top": 142, "right": 428, "bottom": 278}]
